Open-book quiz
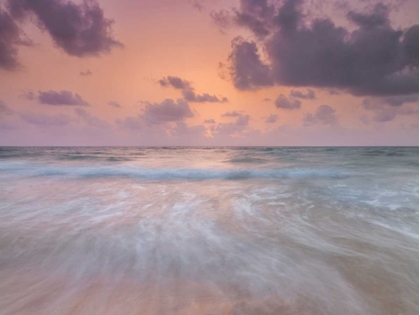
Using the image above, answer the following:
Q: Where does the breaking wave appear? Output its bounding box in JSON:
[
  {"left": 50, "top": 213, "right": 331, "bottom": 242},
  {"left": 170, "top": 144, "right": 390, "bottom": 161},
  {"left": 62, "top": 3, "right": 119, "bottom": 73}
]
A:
[{"left": 0, "top": 162, "right": 350, "bottom": 181}]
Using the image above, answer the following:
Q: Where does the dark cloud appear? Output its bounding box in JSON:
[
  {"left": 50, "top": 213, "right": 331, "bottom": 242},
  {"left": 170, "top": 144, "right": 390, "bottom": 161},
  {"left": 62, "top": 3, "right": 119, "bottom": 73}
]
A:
[
  {"left": 234, "top": 0, "right": 275, "bottom": 38},
  {"left": 262, "top": 97, "right": 271, "bottom": 101},
  {"left": 7, "top": 0, "right": 122, "bottom": 57},
  {"left": 37, "top": 90, "right": 90, "bottom": 106},
  {"left": 204, "top": 119, "right": 216, "bottom": 124},
  {"left": 80, "top": 69, "right": 92, "bottom": 76},
  {"left": 74, "top": 108, "right": 110, "bottom": 129},
  {"left": 401, "top": 25, "right": 419, "bottom": 69},
  {"left": 226, "top": 1, "right": 419, "bottom": 96},
  {"left": 20, "top": 113, "right": 71, "bottom": 126},
  {"left": 290, "top": 89, "right": 316, "bottom": 100},
  {"left": 159, "top": 75, "right": 228, "bottom": 103},
  {"left": 275, "top": 0, "right": 303, "bottom": 33},
  {"left": 303, "top": 105, "right": 337, "bottom": 126},
  {"left": 0, "top": 9, "right": 24, "bottom": 70},
  {"left": 108, "top": 101, "right": 121, "bottom": 108},
  {"left": 229, "top": 37, "right": 273, "bottom": 90},
  {"left": 265, "top": 114, "right": 278, "bottom": 123},
  {"left": 142, "top": 99, "right": 194, "bottom": 124},
  {"left": 275, "top": 94, "right": 301, "bottom": 110},
  {"left": 346, "top": 2, "right": 389, "bottom": 29}
]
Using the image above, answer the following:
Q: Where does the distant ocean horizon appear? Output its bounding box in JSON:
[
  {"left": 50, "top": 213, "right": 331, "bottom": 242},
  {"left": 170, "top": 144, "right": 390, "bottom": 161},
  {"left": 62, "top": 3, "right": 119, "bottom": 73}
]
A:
[
  {"left": 0, "top": 146, "right": 418, "bottom": 315},
  {"left": 1, "top": 145, "right": 418, "bottom": 147}
]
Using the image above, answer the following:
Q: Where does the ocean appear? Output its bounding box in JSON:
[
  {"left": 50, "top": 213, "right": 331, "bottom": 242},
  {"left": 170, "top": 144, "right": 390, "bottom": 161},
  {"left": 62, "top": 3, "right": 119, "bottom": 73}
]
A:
[{"left": 0, "top": 147, "right": 418, "bottom": 315}]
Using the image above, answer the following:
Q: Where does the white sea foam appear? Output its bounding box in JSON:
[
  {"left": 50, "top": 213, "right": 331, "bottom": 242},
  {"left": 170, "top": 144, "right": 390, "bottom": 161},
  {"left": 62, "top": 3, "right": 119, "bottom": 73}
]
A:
[
  {"left": 0, "top": 162, "right": 350, "bottom": 181},
  {"left": 0, "top": 147, "right": 417, "bottom": 315}
]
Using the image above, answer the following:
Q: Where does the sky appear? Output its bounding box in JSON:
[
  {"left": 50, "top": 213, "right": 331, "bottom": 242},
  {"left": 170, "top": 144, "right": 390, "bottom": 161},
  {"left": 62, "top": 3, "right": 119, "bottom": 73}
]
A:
[{"left": 0, "top": 0, "right": 418, "bottom": 146}]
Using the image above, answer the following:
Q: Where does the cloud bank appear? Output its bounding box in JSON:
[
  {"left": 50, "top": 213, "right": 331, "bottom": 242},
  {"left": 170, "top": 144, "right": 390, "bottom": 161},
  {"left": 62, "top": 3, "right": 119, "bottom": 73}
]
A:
[{"left": 225, "top": 0, "right": 418, "bottom": 96}]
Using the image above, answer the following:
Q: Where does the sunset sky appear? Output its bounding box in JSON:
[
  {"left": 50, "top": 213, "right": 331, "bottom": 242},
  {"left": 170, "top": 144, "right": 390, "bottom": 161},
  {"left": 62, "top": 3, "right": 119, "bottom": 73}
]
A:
[{"left": 0, "top": 0, "right": 418, "bottom": 146}]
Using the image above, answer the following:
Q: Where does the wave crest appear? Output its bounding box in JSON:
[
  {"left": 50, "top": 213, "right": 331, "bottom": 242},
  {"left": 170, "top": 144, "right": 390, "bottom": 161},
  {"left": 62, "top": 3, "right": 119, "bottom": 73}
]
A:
[{"left": 0, "top": 163, "right": 350, "bottom": 181}]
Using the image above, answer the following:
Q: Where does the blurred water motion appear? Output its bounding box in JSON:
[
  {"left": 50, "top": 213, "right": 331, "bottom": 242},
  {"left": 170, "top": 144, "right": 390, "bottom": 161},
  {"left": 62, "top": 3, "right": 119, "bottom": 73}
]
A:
[{"left": 0, "top": 147, "right": 418, "bottom": 315}]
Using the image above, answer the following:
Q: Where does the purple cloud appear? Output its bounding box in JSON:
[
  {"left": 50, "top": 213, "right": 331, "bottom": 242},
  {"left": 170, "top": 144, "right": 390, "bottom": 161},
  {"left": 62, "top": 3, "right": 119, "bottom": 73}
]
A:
[
  {"left": 225, "top": 1, "right": 418, "bottom": 96},
  {"left": 212, "top": 112, "right": 250, "bottom": 136},
  {"left": 379, "top": 94, "right": 419, "bottom": 107},
  {"left": 304, "top": 105, "right": 337, "bottom": 126},
  {"left": 191, "top": 0, "right": 205, "bottom": 12},
  {"left": 362, "top": 96, "right": 418, "bottom": 122},
  {"left": 222, "top": 111, "right": 243, "bottom": 117},
  {"left": 74, "top": 108, "right": 109, "bottom": 129},
  {"left": 364, "top": 106, "right": 418, "bottom": 123},
  {"left": 363, "top": 96, "right": 418, "bottom": 112},
  {"left": 159, "top": 75, "right": 228, "bottom": 103},
  {"left": 204, "top": 119, "right": 216, "bottom": 124},
  {"left": 228, "top": 37, "right": 273, "bottom": 90},
  {"left": 236, "top": 114, "right": 250, "bottom": 126},
  {"left": 234, "top": 0, "right": 274, "bottom": 38},
  {"left": 275, "top": 95, "right": 301, "bottom": 110},
  {"left": 117, "top": 98, "right": 195, "bottom": 132},
  {"left": 346, "top": 3, "right": 389, "bottom": 28},
  {"left": 372, "top": 111, "right": 397, "bottom": 123},
  {"left": 143, "top": 99, "right": 194, "bottom": 124},
  {"left": 170, "top": 121, "right": 206, "bottom": 137},
  {"left": 0, "top": 9, "right": 24, "bottom": 70},
  {"left": 37, "top": 90, "right": 89, "bottom": 106},
  {"left": 159, "top": 76, "right": 191, "bottom": 89},
  {"left": 265, "top": 114, "right": 278, "bottom": 123},
  {"left": 290, "top": 89, "right": 316, "bottom": 100},
  {"left": 182, "top": 89, "right": 228, "bottom": 103},
  {"left": 210, "top": 9, "right": 233, "bottom": 30},
  {"left": 7, "top": 0, "right": 122, "bottom": 57}
]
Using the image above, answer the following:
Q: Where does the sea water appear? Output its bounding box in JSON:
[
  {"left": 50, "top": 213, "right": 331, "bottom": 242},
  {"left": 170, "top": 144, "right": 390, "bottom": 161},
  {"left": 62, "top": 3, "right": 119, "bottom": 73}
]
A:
[{"left": 0, "top": 147, "right": 418, "bottom": 315}]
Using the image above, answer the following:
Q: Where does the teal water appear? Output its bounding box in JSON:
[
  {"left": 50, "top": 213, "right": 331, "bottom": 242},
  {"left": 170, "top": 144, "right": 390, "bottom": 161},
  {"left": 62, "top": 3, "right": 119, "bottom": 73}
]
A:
[{"left": 0, "top": 147, "right": 418, "bottom": 315}]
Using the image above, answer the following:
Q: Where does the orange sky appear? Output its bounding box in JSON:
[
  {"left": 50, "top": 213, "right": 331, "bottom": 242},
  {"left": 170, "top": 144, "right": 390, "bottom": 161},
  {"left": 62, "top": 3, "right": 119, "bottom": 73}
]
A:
[{"left": 0, "top": 0, "right": 418, "bottom": 146}]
